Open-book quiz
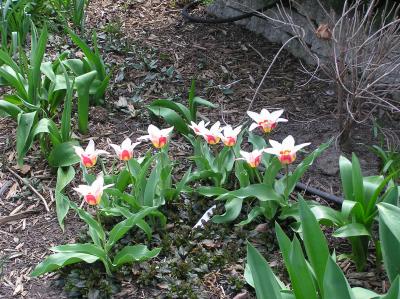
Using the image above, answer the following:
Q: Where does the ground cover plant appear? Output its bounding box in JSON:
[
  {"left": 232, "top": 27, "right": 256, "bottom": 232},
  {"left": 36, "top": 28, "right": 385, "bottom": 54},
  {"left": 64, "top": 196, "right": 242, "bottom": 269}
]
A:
[{"left": 0, "top": 0, "right": 399, "bottom": 298}]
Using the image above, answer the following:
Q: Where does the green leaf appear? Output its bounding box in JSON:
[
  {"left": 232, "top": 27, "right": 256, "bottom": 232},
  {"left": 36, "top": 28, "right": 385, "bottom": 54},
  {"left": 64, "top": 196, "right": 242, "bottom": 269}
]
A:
[
  {"left": 340, "top": 155, "right": 354, "bottom": 201},
  {"left": 351, "top": 288, "right": 379, "bottom": 299},
  {"left": 52, "top": 243, "right": 108, "bottom": 265},
  {"left": 323, "top": 256, "right": 355, "bottom": 299},
  {"left": 0, "top": 99, "right": 22, "bottom": 119},
  {"left": 382, "top": 276, "right": 400, "bottom": 299},
  {"left": 143, "top": 163, "right": 160, "bottom": 207},
  {"left": 299, "top": 196, "right": 329, "bottom": 293},
  {"left": 48, "top": 141, "right": 80, "bottom": 167},
  {"left": 75, "top": 70, "right": 97, "bottom": 134},
  {"left": 288, "top": 237, "right": 317, "bottom": 299},
  {"left": 147, "top": 105, "right": 189, "bottom": 135},
  {"left": 106, "top": 207, "right": 156, "bottom": 251},
  {"left": 55, "top": 166, "right": 75, "bottom": 230},
  {"left": 196, "top": 186, "right": 228, "bottom": 197},
  {"left": 217, "top": 184, "right": 282, "bottom": 203},
  {"left": 60, "top": 62, "right": 73, "bottom": 142},
  {"left": 31, "top": 252, "right": 99, "bottom": 277},
  {"left": 16, "top": 111, "right": 36, "bottom": 164},
  {"left": 149, "top": 99, "right": 191, "bottom": 122},
  {"left": 351, "top": 153, "right": 364, "bottom": 205},
  {"left": 212, "top": 197, "right": 243, "bottom": 223},
  {"left": 333, "top": 223, "right": 371, "bottom": 238},
  {"left": 378, "top": 203, "right": 400, "bottom": 282},
  {"left": 237, "top": 206, "right": 264, "bottom": 226},
  {"left": 247, "top": 242, "right": 283, "bottom": 299},
  {"left": 70, "top": 202, "right": 106, "bottom": 243},
  {"left": 113, "top": 245, "right": 161, "bottom": 267}
]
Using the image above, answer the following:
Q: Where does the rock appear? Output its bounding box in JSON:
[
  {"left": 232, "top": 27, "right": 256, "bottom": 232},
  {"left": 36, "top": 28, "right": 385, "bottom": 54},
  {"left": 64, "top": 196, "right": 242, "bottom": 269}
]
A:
[{"left": 315, "top": 146, "right": 341, "bottom": 176}]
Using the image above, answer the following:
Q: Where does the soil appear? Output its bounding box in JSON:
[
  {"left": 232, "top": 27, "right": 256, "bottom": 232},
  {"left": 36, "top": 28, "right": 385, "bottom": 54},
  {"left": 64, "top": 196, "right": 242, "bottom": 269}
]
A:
[{"left": 0, "top": 0, "right": 398, "bottom": 298}]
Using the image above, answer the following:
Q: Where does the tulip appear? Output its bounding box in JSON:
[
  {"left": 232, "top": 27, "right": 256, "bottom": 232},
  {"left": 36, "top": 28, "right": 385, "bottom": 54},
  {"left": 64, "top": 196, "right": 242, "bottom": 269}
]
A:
[
  {"left": 73, "top": 175, "right": 114, "bottom": 205},
  {"left": 188, "top": 120, "right": 210, "bottom": 136},
  {"left": 138, "top": 124, "right": 174, "bottom": 149},
  {"left": 200, "top": 121, "right": 222, "bottom": 145},
  {"left": 247, "top": 109, "right": 287, "bottom": 133},
  {"left": 220, "top": 125, "right": 242, "bottom": 147},
  {"left": 73, "top": 139, "right": 109, "bottom": 168},
  {"left": 237, "top": 149, "right": 265, "bottom": 168},
  {"left": 264, "top": 135, "right": 310, "bottom": 164},
  {"left": 109, "top": 138, "right": 140, "bottom": 161}
]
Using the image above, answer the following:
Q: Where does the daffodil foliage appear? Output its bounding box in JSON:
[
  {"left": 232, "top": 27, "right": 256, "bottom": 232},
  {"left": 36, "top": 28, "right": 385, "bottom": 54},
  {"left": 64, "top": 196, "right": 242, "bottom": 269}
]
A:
[
  {"left": 281, "top": 153, "right": 399, "bottom": 272},
  {"left": 246, "top": 198, "right": 400, "bottom": 299}
]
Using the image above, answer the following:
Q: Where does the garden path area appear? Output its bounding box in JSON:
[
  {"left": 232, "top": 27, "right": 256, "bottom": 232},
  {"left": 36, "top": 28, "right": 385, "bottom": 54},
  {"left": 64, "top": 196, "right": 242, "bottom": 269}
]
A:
[{"left": 0, "top": 0, "right": 396, "bottom": 298}]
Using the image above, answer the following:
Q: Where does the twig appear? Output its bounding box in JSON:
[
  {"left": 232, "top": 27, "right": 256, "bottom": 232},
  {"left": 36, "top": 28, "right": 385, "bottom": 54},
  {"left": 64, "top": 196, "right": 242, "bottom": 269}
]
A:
[
  {"left": 242, "top": 35, "right": 299, "bottom": 121},
  {"left": 0, "top": 210, "right": 41, "bottom": 226},
  {"left": 6, "top": 167, "right": 50, "bottom": 212}
]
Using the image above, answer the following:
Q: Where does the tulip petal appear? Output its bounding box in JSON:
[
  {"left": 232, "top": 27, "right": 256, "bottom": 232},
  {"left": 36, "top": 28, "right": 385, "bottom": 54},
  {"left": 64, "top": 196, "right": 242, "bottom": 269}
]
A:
[
  {"left": 160, "top": 126, "right": 174, "bottom": 136},
  {"left": 121, "top": 138, "right": 132, "bottom": 149},
  {"left": 247, "top": 111, "right": 261, "bottom": 122},
  {"left": 282, "top": 135, "right": 295, "bottom": 149},
  {"left": 268, "top": 139, "right": 282, "bottom": 150},
  {"left": 109, "top": 143, "right": 122, "bottom": 155},
  {"left": 249, "top": 123, "right": 259, "bottom": 131},
  {"left": 86, "top": 139, "right": 95, "bottom": 154},
  {"left": 270, "top": 109, "right": 284, "bottom": 120},
  {"left": 293, "top": 142, "right": 311, "bottom": 153}
]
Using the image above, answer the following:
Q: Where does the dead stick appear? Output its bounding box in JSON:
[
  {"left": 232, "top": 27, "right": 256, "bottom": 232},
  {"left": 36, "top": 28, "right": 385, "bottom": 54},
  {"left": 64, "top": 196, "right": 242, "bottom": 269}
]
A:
[
  {"left": 0, "top": 210, "right": 41, "bottom": 226},
  {"left": 6, "top": 167, "right": 50, "bottom": 212}
]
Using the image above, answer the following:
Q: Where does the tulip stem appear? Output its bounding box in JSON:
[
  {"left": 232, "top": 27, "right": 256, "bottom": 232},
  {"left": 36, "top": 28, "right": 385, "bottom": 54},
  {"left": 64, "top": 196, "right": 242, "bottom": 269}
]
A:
[
  {"left": 255, "top": 168, "right": 263, "bottom": 184},
  {"left": 285, "top": 164, "right": 289, "bottom": 191}
]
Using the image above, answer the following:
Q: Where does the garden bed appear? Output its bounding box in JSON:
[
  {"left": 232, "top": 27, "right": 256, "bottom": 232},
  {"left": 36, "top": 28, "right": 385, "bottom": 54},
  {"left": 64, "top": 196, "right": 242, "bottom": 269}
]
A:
[{"left": 0, "top": 0, "right": 398, "bottom": 298}]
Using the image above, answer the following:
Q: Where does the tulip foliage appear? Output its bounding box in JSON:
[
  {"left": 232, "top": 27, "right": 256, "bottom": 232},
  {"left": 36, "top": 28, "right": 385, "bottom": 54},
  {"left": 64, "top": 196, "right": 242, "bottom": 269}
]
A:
[
  {"left": 31, "top": 201, "right": 161, "bottom": 277},
  {"left": 246, "top": 198, "right": 400, "bottom": 299}
]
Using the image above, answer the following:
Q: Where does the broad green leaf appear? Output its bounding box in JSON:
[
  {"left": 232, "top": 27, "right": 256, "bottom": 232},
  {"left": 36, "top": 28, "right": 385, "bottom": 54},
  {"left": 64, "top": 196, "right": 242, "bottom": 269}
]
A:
[
  {"left": 48, "top": 141, "right": 80, "bottom": 167},
  {"left": 247, "top": 242, "right": 283, "bottom": 299},
  {"left": 52, "top": 243, "right": 108, "bottom": 265},
  {"left": 351, "top": 153, "right": 364, "bottom": 206},
  {"left": 333, "top": 223, "right": 371, "bottom": 238},
  {"left": 275, "top": 222, "right": 292, "bottom": 269},
  {"left": 143, "top": 163, "right": 160, "bottom": 207},
  {"left": 217, "top": 184, "right": 282, "bottom": 203},
  {"left": 289, "top": 237, "right": 317, "bottom": 299},
  {"left": 340, "top": 156, "right": 354, "bottom": 201},
  {"left": 323, "top": 256, "right": 355, "bottom": 299},
  {"left": 382, "top": 276, "right": 400, "bottom": 299},
  {"left": 0, "top": 99, "right": 22, "bottom": 119},
  {"left": 352, "top": 287, "right": 379, "bottom": 299},
  {"left": 113, "top": 245, "right": 161, "bottom": 266},
  {"left": 192, "top": 96, "right": 217, "bottom": 109},
  {"left": 70, "top": 202, "right": 106, "bottom": 243},
  {"left": 147, "top": 106, "right": 189, "bottom": 135},
  {"left": 16, "top": 111, "right": 36, "bottom": 164},
  {"left": 106, "top": 207, "right": 156, "bottom": 251},
  {"left": 196, "top": 186, "right": 228, "bottom": 197},
  {"left": 237, "top": 206, "right": 264, "bottom": 226},
  {"left": 378, "top": 203, "right": 400, "bottom": 282},
  {"left": 299, "top": 197, "right": 329, "bottom": 293},
  {"left": 149, "top": 99, "right": 191, "bottom": 122},
  {"left": 55, "top": 166, "right": 75, "bottom": 230},
  {"left": 212, "top": 197, "right": 243, "bottom": 223},
  {"left": 31, "top": 252, "right": 99, "bottom": 277},
  {"left": 60, "top": 62, "right": 73, "bottom": 142},
  {"left": 75, "top": 70, "right": 97, "bottom": 134}
]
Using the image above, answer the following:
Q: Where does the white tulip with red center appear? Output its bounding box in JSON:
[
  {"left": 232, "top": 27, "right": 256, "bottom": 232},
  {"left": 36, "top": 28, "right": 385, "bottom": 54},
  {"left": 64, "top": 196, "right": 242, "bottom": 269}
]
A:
[
  {"left": 237, "top": 149, "right": 265, "bottom": 168},
  {"left": 137, "top": 124, "right": 174, "bottom": 148},
  {"left": 264, "top": 135, "right": 311, "bottom": 165},
  {"left": 73, "top": 139, "right": 109, "bottom": 168},
  {"left": 188, "top": 120, "right": 210, "bottom": 136},
  {"left": 73, "top": 175, "right": 114, "bottom": 205},
  {"left": 221, "top": 125, "right": 242, "bottom": 147},
  {"left": 200, "top": 121, "right": 222, "bottom": 145},
  {"left": 247, "top": 109, "right": 288, "bottom": 133},
  {"left": 109, "top": 138, "right": 140, "bottom": 161}
]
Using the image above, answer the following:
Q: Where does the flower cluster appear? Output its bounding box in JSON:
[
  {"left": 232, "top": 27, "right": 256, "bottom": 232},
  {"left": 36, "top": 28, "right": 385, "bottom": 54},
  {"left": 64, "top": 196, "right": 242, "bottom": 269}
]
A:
[
  {"left": 188, "top": 109, "right": 310, "bottom": 168},
  {"left": 72, "top": 125, "right": 174, "bottom": 205}
]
